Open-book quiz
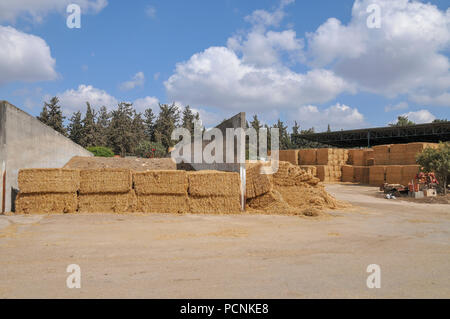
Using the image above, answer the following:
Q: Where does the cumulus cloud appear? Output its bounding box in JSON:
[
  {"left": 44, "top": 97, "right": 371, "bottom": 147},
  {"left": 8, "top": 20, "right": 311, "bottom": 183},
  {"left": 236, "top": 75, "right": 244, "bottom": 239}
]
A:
[
  {"left": 0, "top": 26, "right": 57, "bottom": 85},
  {"left": 399, "top": 109, "right": 436, "bottom": 124},
  {"left": 306, "top": 0, "right": 450, "bottom": 104},
  {"left": 290, "top": 103, "right": 366, "bottom": 131},
  {"left": 133, "top": 96, "right": 159, "bottom": 113},
  {"left": 0, "top": 0, "right": 108, "bottom": 23},
  {"left": 165, "top": 46, "right": 352, "bottom": 111},
  {"left": 57, "top": 84, "right": 118, "bottom": 115},
  {"left": 56, "top": 84, "right": 159, "bottom": 117},
  {"left": 119, "top": 72, "right": 145, "bottom": 91}
]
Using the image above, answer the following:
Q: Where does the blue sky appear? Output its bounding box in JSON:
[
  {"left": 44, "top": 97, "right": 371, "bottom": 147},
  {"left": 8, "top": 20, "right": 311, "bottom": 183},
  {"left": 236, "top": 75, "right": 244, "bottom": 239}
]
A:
[{"left": 0, "top": 0, "right": 449, "bottom": 131}]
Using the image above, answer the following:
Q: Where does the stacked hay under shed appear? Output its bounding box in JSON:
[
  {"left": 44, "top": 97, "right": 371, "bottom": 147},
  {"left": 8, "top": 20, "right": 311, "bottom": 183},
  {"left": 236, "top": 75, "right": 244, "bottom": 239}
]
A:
[
  {"left": 78, "top": 169, "right": 136, "bottom": 213},
  {"left": 15, "top": 169, "right": 79, "bottom": 214}
]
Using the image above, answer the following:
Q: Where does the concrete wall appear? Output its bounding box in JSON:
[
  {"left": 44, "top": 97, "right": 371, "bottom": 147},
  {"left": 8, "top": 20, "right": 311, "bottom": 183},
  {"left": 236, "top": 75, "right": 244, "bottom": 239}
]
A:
[{"left": 0, "top": 101, "right": 92, "bottom": 212}]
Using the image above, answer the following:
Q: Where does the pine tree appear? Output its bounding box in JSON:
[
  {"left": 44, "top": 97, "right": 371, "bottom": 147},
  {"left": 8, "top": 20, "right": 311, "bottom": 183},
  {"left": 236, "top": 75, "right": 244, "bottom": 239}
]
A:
[
  {"left": 96, "top": 106, "right": 110, "bottom": 146},
  {"left": 144, "top": 108, "right": 156, "bottom": 141},
  {"left": 108, "top": 102, "right": 135, "bottom": 156},
  {"left": 154, "top": 103, "right": 180, "bottom": 149},
  {"left": 327, "top": 124, "right": 331, "bottom": 132},
  {"left": 250, "top": 115, "right": 262, "bottom": 133},
  {"left": 273, "top": 119, "right": 291, "bottom": 150},
  {"left": 80, "top": 102, "right": 99, "bottom": 147},
  {"left": 182, "top": 105, "right": 195, "bottom": 135},
  {"left": 68, "top": 111, "right": 83, "bottom": 145},
  {"left": 131, "top": 110, "right": 146, "bottom": 152},
  {"left": 40, "top": 96, "right": 66, "bottom": 136}
]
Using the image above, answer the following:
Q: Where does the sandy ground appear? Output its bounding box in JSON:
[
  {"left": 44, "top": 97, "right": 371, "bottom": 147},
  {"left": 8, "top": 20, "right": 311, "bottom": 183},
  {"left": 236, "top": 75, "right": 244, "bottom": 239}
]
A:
[{"left": 0, "top": 184, "right": 449, "bottom": 298}]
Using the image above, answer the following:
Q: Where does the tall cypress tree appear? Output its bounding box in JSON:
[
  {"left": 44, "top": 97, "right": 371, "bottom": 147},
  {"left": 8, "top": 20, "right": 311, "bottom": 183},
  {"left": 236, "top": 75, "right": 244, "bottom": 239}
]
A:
[
  {"left": 182, "top": 105, "right": 195, "bottom": 135},
  {"left": 68, "top": 111, "right": 83, "bottom": 145},
  {"left": 108, "top": 102, "right": 134, "bottom": 156},
  {"left": 144, "top": 108, "right": 156, "bottom": 141},
  {"left": 154, "top": 103, "right": 180, "bottom": 149},
  {"left": 96, "top": 106, "right": 110, "bottom": 146},
  {"left": 80, "top": 102, "right": 98, "bottom": 147}
]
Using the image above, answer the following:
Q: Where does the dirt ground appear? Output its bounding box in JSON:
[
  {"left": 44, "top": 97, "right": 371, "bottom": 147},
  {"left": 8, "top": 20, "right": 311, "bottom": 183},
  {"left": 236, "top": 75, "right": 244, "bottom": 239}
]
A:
[{"left": 0, "top": 184, "right": 449, "bottom": 298}]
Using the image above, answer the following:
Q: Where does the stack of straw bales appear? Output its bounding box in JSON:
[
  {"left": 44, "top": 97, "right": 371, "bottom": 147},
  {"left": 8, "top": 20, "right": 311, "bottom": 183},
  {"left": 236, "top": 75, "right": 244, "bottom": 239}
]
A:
[
  {"left": 347, "top": 149, "right": 366, "bottom": 166},
  {"left": 315, "top": 165, "right": 342, "bottom": 182},
  {"left": 316, "top": 148, "right": 348, "bottom": 165},
  {"left": 389, "top": 144, "right": 408, "bottom": 165},
  {"left": 385, "top": 165, "right": 403, "bottom": 184},
  {"left": 364, "top": 149, "right": 374, "bottom": 165},
  {"left": 353, "top": 166, "right": 370, "bottom": 184},
  {"left": 133, "top": 170, "right": 188, "bottom": 213},
  {"left": 299, "top": 165, "right": 317, "bottom": 176},
  {"left": 78, "top": 169, "right": 136, "bottom": 213},
  {"left": 188, "top": 171, "right": 241, "bottom": 214},
  {"left": 401, "top": 165, "right": 420, "bottom": 186},
  {"left": 15, "top": 169, "right": 79, "bottom": 214}
]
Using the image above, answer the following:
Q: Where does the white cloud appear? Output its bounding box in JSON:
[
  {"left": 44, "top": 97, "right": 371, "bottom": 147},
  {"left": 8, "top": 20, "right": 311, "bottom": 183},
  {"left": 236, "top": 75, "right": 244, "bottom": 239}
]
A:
[
  {"left": 119, "top": 72, "right": 145, "bottom": 91},
  {"left": 55, "top": 84, "right": 160, "bottom": 116},
  {"left": 400, "top": 109, "right": 436, "bottom": 124},
  {"left": 290, "top": 103, "right": 366, "bottom": 131},
  {"left": 0, "top": 26, "right": 57, "bottom": 85},
  {"left": 133, "top": 96, "right": 159, "bottom": 113},
  {"left": 409, "top": 92, "right": 450, "bottom": 107},
  {"left": 0, "top": 0, "right": 108, "bottom": 23},
  {"left": 57, "top": 84, "right": 118, "bottom": 115},
  {"left": 384, "top": 101, "right": 408, "bottom": 112},
  {"left": 145, "top": 5, "right": 156, "bottom": 18},
  {"left": 165, "top": 46, "right": 351, "bottom": 112},
  {"left": 244, "top": 0, "right": 294, "bottom": 28},
  {"left": 306, "top": 0, "right": 450, "bottom": 104}
]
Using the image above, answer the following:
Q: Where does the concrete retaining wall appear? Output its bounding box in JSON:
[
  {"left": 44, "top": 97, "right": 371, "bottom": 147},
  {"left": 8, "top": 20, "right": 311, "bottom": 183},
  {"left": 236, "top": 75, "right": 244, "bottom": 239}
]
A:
[{"left": 0, "top": 101, "right": 92, "bottom": 212}]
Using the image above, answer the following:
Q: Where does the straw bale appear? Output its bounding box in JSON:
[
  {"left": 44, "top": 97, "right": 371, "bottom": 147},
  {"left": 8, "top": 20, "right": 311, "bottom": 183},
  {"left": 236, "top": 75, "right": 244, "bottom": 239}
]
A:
[
  {"left": 78, "top": 191, "right": 136, "bottom": 213},
  {"left": 189, "top": 195, "right": 240, "bottom": 214},
  {"left": 386, "top": 165, "right": 403, "bottom": 184},
  {"left": 298, "top": 149, "right": 317, "bottom": 165},
  {"left": 273, "top": 162, "right": 319, "bottom": 186},
  {"left": 15, "top": 192, "right": 77, "bottom": 214},
  {"left": 188, "top": 171, "right": 240, "bottom": 197},
  {"left": 79, "top": 169, "right": 131, "bottom": 194},
  {"left": 278, "top": 150, "right": 299, "bottom": 165},
  {"left": 366, "top": 158, "right": 375, "bottom": 166},
  {"left": 246, "top": 163, "right": 272, "bottom": 198},
  {"left": 133, "top": 170, "right": 188, "bottom": 195},
  {"left": 18, "top": 169, "right": 80, "bottom": 194},
  {"left": 353, "top": 166, "right": 369, "bottom": 184},
  {"left": 136, "top": 194, "right": 189, "bottom": 214},
  {"left": 316, "top": 149, "right": 332, "bottom": 165},
  {"left": 369, "top": 166, "right": 386, "bottom": 186},
  {"left": 348, "top": 150, "right": 365, "bottom": 166},
  {"left": 341, "top": 165, "right": 354, "bottom": 182}
]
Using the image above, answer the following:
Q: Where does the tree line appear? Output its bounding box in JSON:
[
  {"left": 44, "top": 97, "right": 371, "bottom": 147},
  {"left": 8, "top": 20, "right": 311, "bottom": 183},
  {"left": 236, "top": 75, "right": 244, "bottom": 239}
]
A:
[{"left": 36, "top": 96, "right": 344, "bottom": 157}]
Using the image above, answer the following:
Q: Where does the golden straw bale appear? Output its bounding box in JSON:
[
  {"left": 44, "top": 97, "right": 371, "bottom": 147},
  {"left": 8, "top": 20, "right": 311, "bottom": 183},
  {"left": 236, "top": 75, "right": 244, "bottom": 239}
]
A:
[
  {"left": 188, "top": 171, "right": 240, "bottom": 197},
  {"left": 246, "top": 163, "right": 272, "bottom": 198},
  {"left": 189, "top": 195, "right": 241, "bottom": 214},
  {"left": 341, "top": 165, "right": 354, "bottom": 182},
  {"left": 299, "top": 165, "right": 317, "bottom": 176},
  {"left": 79, "top": 169, "right": 132, "bottom": 194},
  {"left": 78, "top": 191, "right": 136, "bottom": 213},
  {"left": 353, "top": 166, "right": 369, "bottom": 184},
  {"left": 133, "top": 170, "right": 188, "bottom": 195},
  {"left": 15, "top": 192, "right": 77, "bottom": 214},
  {"left": 278, "top": 150, "right": 299, "bottom": 165},
  {"left": 401, "top": 165, "right": 420, "bottom": 186},
  {"left": 386, "top": 165, "right": 403, "bottom": 184},
  {"left": 18, "top": 169, "right": 80, "bottom": 194},
  {"left": 136, "top": 194, "right": 189, "bottom": 214},
  {"left": 369, "top": 166, "right": 386, "bottom": 186},
  {"left": 298, "top": 149, "right": 317, "bottom": 165}
]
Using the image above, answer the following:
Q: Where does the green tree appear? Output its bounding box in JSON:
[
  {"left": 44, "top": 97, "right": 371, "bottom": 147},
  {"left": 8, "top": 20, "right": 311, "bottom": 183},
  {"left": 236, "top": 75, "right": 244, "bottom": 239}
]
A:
[
  {"left": 143, "top": 108, "right": 156, "bottom": 141},
  {"left": 39, "top": 97, "right": 66, "bottom": 135},
  {"left": 134, "top": 140, "right": 167, "bottom": 158},
  {"left": 80, "top": 102, "right": 99, "bottom": 147},
  {"left": 389, "top": 115, "right": 415, "bottom": 127},
  {"left": 96, "top": 106, "right": 110, "bottom": 146},
  {"left": 68, "top": 111, "right": 83, "bottom": 145},
  {"left": 432, "top": 119, "right": 448, "bottom": 123},
  {"left": 131, "top": 110, "right": 146, "bottom": 150},
  {"left": 327, "top": 124, "right": 331, "bottom": 132},
  {"left": 292, "top": 121, "right": 299, "bottom": 135},
  {"left": 87, "top": 146, "right": 115, "bottom": 157},
  {"left": 182, "top": 105, "right": 195, "bottom": 135},
  {"left": 107, "top": 102, "right": 135, "bottom": 156},
  {"left": 273, "top": 119, "right": 291, "bottom": 150},
  {"left": 416, "top": 142, "right": 450, "bottom": 195},
  {"left": 154, "top": 103, "right": 180, "bottom": 149}
]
